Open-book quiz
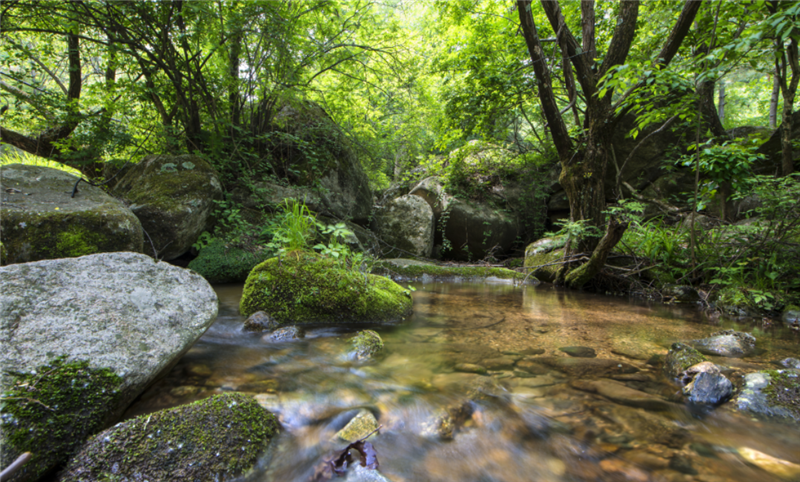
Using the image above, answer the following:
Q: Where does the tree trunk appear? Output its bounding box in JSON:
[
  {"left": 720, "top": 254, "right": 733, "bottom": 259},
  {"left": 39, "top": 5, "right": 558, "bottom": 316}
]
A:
[
  {"left": 718, "top": 81, "right": 725, "bottom": 125},
  {"left": 770, "top": 72, "right": 780, "bottom": 130},
  {"left": 781, "top": 96, "right": 794, "bottom": 176},
  {"left": 564, "top": 216, "right": 628, "bottom": 288}
]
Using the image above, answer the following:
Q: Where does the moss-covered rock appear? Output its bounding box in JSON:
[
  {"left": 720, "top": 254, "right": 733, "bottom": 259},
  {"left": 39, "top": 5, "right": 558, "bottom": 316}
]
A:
[
  {"left": 188, "top": 238, "right": 274, "bottom": 283},
  {"left": 524, "top": 237, "right": 566, "bottom": 283},
  {"left": 735, "top": 370, "right": 800, "bottom": 423},
  {"left": 60, "top": 393, "right": 279, "bottom": 482},
  {"left": 350, "top": 330, "right": 384, "bottom": 361},
  {"left": 113, "top": 154, "right": 222, "bottom": 260},
  {"left": 0, "top": 164, "right": 143, "bottom": 265},
  {"left": 664, "top": 343, "right": 707, "bottom": 380},
  {"left": 372, "top": 258, "right": 523, "bottom": 282},
  {"left": 240, "top": 253, "right": 413, "bottom": 324},
  {"left": 0, "top": 358, "right": 122, "bottom": 482}
]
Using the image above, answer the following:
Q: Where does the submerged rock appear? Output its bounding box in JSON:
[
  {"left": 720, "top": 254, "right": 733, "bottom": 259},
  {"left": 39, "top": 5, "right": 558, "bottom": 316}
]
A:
[
  {"left": 113, "top": 154, "right": 222, "bottom": 260},
  {"left": 0, "top": 253, "right": 218, "bottom": 481},
  {"left": 60, "top": 393, "right": 279, "bottom": 482},
  {"left": 454, "top": 363, "right": 488, "bottom": 375},
  {"left": 336, "top": 409, "right": 379, "bottom": 442},
  {"left": 350, "top": 330, "right": 385, "bottom": 361},
  {"left": 0, "top": 164, "right": 143, "bottom": 265},
  {"left": 559, "top": 346, "right": 597, "bottom": 358},
  {"left": 690, "top": 330, "right": 756, "bottom": 358},
  {"left": 778, "top": 358, "right": 800, "bottom": 369},
  {"left": 267, "top": 326, "right": 306, "bottom": 342},
  {"left": 570, "top": 379, "right": 673, "bottom": 411},
  {"left": 532, "top": 357, "right": 638, "bottom": 378},
  {"left": 664, "top": 343, "right": 707, "bottom": 379},
  {"left": 737, "top": 447, "right": 800, "bottom": 479},
  {"left": 240, "top": 253, "right": 413, "bottom": 325},
  {"left": 244, "top": 311, "right": 280, "bottom": 332}
]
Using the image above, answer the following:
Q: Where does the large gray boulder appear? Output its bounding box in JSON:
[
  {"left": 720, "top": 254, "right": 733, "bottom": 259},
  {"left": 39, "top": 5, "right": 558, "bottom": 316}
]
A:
[
  {"left": 258, "top": 100, "right": 373, "bottom": 224},
  {"left": 372, "top": 195, "right": 434, "bottom": 258},
  {"left": 0, "top": 252, "right": 218, "bottom": 480},
  {"left": 441, "top": 197, "right": 518, "bottom": 261},
  {"left": 113, "top": 154, "right": 222, "bottom": 260},
  {"left": 0, "top": 164, "right": 143, "bottom": 265}
]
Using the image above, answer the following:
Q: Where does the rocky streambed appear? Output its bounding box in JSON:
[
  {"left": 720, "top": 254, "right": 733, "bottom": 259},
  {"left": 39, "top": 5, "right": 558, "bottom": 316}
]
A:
[{"left": 124, "top": 281, "right": 800, "bottom": 482}]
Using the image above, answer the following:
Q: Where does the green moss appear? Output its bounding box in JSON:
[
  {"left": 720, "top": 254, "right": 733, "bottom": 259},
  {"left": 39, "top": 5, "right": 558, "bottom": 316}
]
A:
[
  {"left": 351, "top": 330, "right": 384, "bottom": 360},
  {"left": 1, "top": 208, "right": 142, "bottom": 265},
  {"left": 523, "top": 241, "right": 565, "bottom": 283},
  {"left": 188, "top": 238, "right": 274, "bottom": 283},
  {"left": 0, "top": 357, "right": 122, "bottom": 481},
  {"left": 61, "top": 393, "right": 279, "bottom": 482},
  {"left": 763, "top": 370, "right": 800, "bottom": 419},
  {"left": 664, "top": 343, "right": 707, "bottom": 379},
  {"left": 372, "top": 260, "right": 523, "bottom": 281},
  {"left": 240, "top": 253, "right": 413, "bottom": 324},
  {"left": 114, "top": 155, "right": 219, "bottom": 214}
]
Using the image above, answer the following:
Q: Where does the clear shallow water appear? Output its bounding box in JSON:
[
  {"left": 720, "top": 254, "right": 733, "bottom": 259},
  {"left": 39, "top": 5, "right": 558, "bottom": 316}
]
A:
[{"left": 126, "top": 281, "right": 800, "bottom": 482}]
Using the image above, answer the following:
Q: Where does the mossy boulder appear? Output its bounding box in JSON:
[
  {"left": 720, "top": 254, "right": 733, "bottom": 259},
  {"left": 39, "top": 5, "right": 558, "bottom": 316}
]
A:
[
  {"left": 0, "top": 164, "right": 143, "bottom": 265},
  {"left": 0, "top": 358, "right": 122, "bottom": 482},
  {"left": 60, "top": 393, "right": 279, "bottom": 482},
  {"left": 372, "top": 258, "right": 523, "bottom": 282},
  {"left": 664, "top": 343, "right": 707, "bottom": 380},
  {"left": 188, "top": 238, "right": 274, "bottom": 283},
  {"left": 254, "top": 99, "right": 373, "bottom": 224},
  {"left": 113, "top": 154, "right": 222, "bottom": 260},
  {"left": 349, "top": 330, "right": 385, "bottom": 361},
  {"left": 372, "top": 195, "right": 434, "bottom": 258},
  {"left": 524, "top": 237, "right": 566, "bottom": 283},
  {"left": 239, "top": 253, "right": 413, "bottom": 324}
]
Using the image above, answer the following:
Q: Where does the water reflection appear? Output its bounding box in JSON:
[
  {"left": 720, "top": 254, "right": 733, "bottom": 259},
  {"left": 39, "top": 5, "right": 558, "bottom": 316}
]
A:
[{"left": 125, "top": 282, "right": 800, "bottom": 482}]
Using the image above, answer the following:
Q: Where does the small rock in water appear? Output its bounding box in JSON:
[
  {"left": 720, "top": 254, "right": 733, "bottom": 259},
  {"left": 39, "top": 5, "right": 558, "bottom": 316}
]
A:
[
  {"left": 336, "top": 409, "right": 379, "bottom": 443},
  {"left": 664, "top": 343, "right": 707, "bottom": 379},
  {"left": 683, "top": 371, "right": 733, "bottom": 406},
  {"left": 185, "top": 363, "right": 213, "bottom": 378},
  {"left": 265, "top": 326, "right": 305, "bottom": 342},
  {"left": 169, "top": 385, "right": 202, "bottom": 397},
  {"left": 782, "top": 305, "right": 800, "bottom": 327},
  {"left": 669, "top": 454, "right": 698, "bottom": 475},
  {"left": 690, "top": 330, "right": 756, "bottom": 358},
  {"left": 559, "top": 346, "right": 597, "bottom": 358},
  {"left": 243, "top": 311, "right": 279, "bottom": 332},
  {"left": 236, "top": 379, "right": 279, "bottom": 393},
  {"left": 482, "top": 356, "right": 517, "bottom": 370},
  {"left": 454, "top": 363, "right": 487, "bottom": 375},
  {"left": 349, "top": 330, "right": 385, "bottom": 361},
  {"left": 737, "top": 447, "right": 800, "bottom": 479},
  {"left": 520, "top": 348, "right": 546, "bottom": 356},
  {"left": 678, "top": 361, "right": 720, "bottom": 385},
  {"left": 778, "top": 357, "right": 800, "bottom": 369}
]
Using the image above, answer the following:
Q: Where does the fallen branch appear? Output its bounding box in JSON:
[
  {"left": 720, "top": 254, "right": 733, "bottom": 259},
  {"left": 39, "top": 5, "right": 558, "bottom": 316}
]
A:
[{"left": 0, "top": 452, "right": 32, "bottom": 482}]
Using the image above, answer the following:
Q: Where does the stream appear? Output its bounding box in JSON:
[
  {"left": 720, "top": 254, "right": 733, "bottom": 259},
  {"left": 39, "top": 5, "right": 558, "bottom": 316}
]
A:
[{"left": 125, "top": 280, "right": 800, "bottom": 482}]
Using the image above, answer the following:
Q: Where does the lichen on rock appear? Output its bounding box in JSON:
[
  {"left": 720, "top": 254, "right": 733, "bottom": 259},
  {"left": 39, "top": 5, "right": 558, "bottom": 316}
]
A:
[
  {"left": 0, "top": 357, "right": 122, "bottom": 482},
  {"left": 60, "top": 393, "right": 279, "bottom": 482},
  {"left": 524, "top": 237, "right": 566, "bottom": 283},
  {"left": 663, "top": 343, "right": 707, "bottom": 380},
  {"left": 240, "top": 253, "right": 413, "bottom": 325}
]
